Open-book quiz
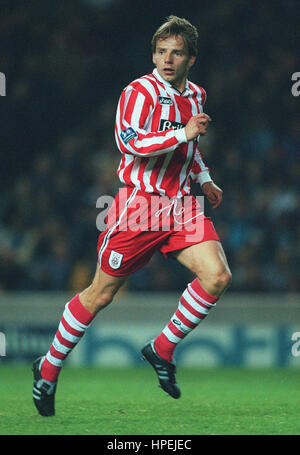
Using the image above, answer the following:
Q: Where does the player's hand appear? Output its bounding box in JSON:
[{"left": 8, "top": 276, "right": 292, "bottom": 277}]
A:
[
  {"left": 185, "top": 113, "right": 211, "bottom": 141},
  {"left": 202, "top": 181, "right": 223, "bottom": 209}
]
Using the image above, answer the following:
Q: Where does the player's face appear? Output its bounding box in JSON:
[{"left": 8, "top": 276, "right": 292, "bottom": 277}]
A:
[{"left": 153, "top": 35, "right": 196, "bottom": 92}]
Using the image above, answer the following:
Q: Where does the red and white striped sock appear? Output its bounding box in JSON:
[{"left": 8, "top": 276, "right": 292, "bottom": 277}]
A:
[
  {"left": 40, "top": 294, "right": 95, "bottom": 382},
  {"left": 154, "top": 278, "right": 219, "bottom": 362}
]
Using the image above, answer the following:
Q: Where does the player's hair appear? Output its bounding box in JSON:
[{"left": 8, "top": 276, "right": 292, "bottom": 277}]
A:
[{"left": 151, "top": 15, "right": 198, "bottom": 56}]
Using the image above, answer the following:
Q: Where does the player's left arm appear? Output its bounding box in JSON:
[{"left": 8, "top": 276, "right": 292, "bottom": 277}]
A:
[
  {"left": 189, "top": 85, "right": 223, "bottom": 208},
  {"left": 190, "top": 148, "right": 223, "bottom": 209},
  {"left": 202, "top": 181, "right": 223, "bottom": 209}
]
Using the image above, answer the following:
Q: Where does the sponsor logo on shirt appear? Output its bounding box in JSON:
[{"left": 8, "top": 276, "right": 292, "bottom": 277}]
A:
[
  {"left": 159, "top": 119, "right": 185, "bottom": 131},
  {"left": 158, "top": 96, "right": 173, "bottom": 105},
  {"left": 120, "top": 127, "right": 138, "bottom": 144}
]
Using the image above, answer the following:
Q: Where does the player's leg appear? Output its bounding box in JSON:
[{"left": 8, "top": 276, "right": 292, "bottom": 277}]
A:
[
  {"left": 153, "top": 240, "right": 231, "bottom": 363},
  {"left": 32, "top": 265, "right": 126, "bottom": 416},
  {"left": 79, "top": 264, "right": 127, "bottom": 314},
  {"left": 172, "top": 240, "right": 232, "bottom": 297},
  {"left": 41, "top": 264, "right": 126, "bottom": 381}
]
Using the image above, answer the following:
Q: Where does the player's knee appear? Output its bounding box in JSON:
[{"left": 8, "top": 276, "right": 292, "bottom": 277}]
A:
[
  {"left": 211, "top": 267, "right": 232, "bottom": 295},
  {"left": 92, "top": 289, "right": 114, "bottom": 312},
  {"left": 79, "top": 286, "right": 114, "bottom": 314},
  {"left": 197, "top": 266, "right": 232, "bottom": 297}
]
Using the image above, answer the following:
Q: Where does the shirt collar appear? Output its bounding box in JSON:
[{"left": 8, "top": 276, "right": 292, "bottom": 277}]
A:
[{"left": 152, "top": 68, "right": 190, "bottom": 95}]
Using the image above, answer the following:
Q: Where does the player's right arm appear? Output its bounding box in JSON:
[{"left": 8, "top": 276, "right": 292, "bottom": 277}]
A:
[
  {"left": 184, "top": 113, "right": 212, "bottom": 140},
  {"left": 115, "top": 85, "right": 187, "bottom": 157}
]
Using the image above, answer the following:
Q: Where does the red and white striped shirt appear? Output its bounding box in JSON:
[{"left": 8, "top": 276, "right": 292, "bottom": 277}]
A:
[{"left": 115, "top": 68, "right": 212, "bottom": 198}]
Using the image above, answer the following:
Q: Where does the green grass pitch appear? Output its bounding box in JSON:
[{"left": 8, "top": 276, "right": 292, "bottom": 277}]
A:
[{"left": 0, "top": 365, "right": 300, "bottom": 435}]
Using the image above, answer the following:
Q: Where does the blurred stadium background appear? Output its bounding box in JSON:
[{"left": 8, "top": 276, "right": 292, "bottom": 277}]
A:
[{"left": 1, "top": 0, "right": 300, "bottom": 373}]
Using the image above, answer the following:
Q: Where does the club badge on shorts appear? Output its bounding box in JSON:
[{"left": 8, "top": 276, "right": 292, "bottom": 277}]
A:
[{"left": 108, "top": 250, "right": 124, "bottom": 269}]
